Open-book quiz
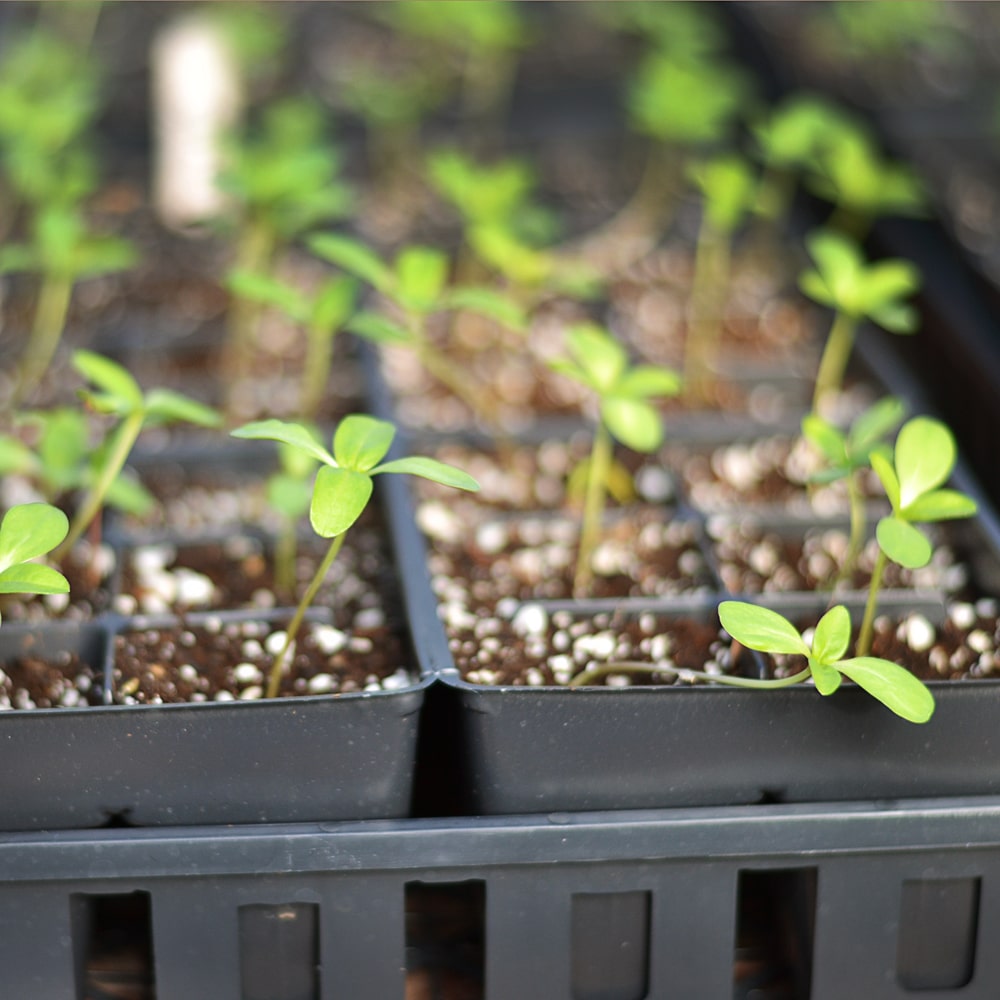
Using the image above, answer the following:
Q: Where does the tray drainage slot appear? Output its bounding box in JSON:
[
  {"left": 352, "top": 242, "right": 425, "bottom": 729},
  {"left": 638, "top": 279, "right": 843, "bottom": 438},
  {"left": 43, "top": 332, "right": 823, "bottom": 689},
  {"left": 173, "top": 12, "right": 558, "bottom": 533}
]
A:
[
  {"left": 239, "top": 903, "right": 319, "bottom": 1000},
  {"left": 571, "top": 891, "right": 650, "bottom": 1000},
  {"left": 405, "top": 880, "right": 485, "bottom": 998},
  {"left": 72, "top": 890, "right": 155, "bottom": 1000},
  {"left": 898, "top": 877, "right": 980, "bottom": 991},
  {"left": 734, "top": 868, "right": 816, "bottom": 1000}
]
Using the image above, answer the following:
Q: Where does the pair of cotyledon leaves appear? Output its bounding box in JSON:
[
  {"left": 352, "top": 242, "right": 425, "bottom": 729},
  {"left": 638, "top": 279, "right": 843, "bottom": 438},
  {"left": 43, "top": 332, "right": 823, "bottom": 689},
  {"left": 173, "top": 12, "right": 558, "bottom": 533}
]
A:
[
  {"left": 548, "top": 324, "right": 680, "bottom": 454},
  {"left": 0, "top": 503, "right": 70, "bottom": 624},
  {"left": 232, "top": 415, "right": 479, "bottom": 538},
  {"left": 719, "top": 601, "right": 935, "bottom": 724}
]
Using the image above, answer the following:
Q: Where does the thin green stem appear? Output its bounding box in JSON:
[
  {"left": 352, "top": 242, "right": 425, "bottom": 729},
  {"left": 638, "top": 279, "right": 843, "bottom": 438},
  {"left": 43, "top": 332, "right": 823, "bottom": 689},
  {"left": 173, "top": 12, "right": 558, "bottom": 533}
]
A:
[
  {"left": 684, "top": 222, "right": 730, "bottom": 405},
  {"left": 14, "top": 270, "right": 73, "bottom": 404},
  {"left": 857, "top": 547, "right": 888, "bottom": 656},
  {"left": 301, "top": 316, "right": 335, "bottom": 421},
  {"left": 570, "top": 660, "right": 813, "bottom": 689},
  {"left": 574, "top": 421, "right": 613, "bottom": 598},
  {"left": 267, "top": 531, "right": 346, "bottom": 699},
  {"left": 274, "top": 518, "right": 298, "bottom": 601},
  {"left": 835, "top": 470, "right": 866, "bottom": 590},
  {"left": 56, "top": 408, "right": 145, "bottom": 560},
  {"left": 812, "top": 310, "right": 857, "bottom": 415}
]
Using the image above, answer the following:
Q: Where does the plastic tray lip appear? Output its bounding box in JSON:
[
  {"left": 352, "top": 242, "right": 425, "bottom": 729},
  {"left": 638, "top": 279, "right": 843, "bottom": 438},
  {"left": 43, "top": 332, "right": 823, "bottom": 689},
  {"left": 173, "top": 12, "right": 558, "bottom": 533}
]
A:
[{"left": 7, "top": 796, "right": 1000, "bottom": 882}]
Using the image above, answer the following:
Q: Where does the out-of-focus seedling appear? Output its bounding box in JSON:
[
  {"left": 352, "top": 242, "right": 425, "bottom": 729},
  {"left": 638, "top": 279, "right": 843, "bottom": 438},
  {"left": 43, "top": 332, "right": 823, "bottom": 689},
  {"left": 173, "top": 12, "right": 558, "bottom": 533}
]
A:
[
  {"left": 225, "top": 270, "right": 357, "bottom": 420},
  {"left": 548, "top": 324, "right": 680, "bottom": 596},
  {"left": 54, "top": 351, "right": 221, "bottom": 560},
  {"left": 799, "top": 230, "right": 921, "bottom": 415},
  {"left": 0, "top": 503, "right": 70, "bottom": 625}
]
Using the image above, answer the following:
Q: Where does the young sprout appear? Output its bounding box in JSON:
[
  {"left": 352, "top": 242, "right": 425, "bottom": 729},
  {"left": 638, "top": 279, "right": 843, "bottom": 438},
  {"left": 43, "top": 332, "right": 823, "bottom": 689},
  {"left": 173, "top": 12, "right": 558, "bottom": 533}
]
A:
[
  {"left": 684, "top": 154, "right": 756, "bottom": 404},
  {"left": 581, "top": 49, "right": 746, "bottom": 266},
  {"left": 0, "top": 28, "right": 99, "bottom": 211},
  {"left": 799, "top": 230, "right": 921, "bottom": 415},
  {"left": 0, "top": 408, "right": 154, "bottom": 519},
  {"left": 53, "top": 351, "right": 221, "bottom": 560},
  {"left": 231, "top": 414, "right": 479, "bottom": 698},
  {"left": 426, "top": 148, "right": 596, "bottom": 303},
  {"left": 548, "top": 324, "right": 680, "bottom": 597},
  {"left": 860, "top": 416, "right": 977, "bottom": 654},
  {"left": 717, "top": 602, "right": 935, "bottom": 723},
  {"left": 218, "top": 96, "right": 353, "bottom": 394},
  {"left": 309, "top": 234, "right": 524, "bottom": 428},
  {"left": 0, "top": 503, "right": 70, "bottom": 625},
  {"left": 1, "top": 204, "right": 136, "bottom": 402},
  {"left": 806, "top": 120, "right": 926, "bottom": 240},
  {"left": 750, "top": 95, "right": 854, "bottom": 228},
  {"left": 225, "top": 270, "right": 357, "bottom": 420},
  {"left": 801, "top": 395, "right": 906, "bottom": 588}
]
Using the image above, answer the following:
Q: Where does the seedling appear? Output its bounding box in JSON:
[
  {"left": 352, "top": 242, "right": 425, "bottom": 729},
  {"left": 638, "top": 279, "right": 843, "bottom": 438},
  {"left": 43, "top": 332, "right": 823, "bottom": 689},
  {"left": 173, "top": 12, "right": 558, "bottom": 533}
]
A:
[
  {"left": 801, "top": 395, "right": 906, "bottom": 587},
  {"left": 426, "top": 148, "right": 595, "bottom": 302},
  {"left": 0, "top": 408, "right": 154, "bottom": 518},
  {"left": 309, "top": 234, "right": 524, "bottom": 427},
  {"left": 225, "top": 270, "right": 357, "bottom": 420},
  {"left": 860, "top": 416, "right": 977, "bottom": 654},
  {"left": 806, "top": 120, "right": 926, "bottom": 239},
  {"left": 0, "top": 27, "right": 99, "bottom": 211},
  {"left": 53, "top": 351, "right": 221, "bottom": 559},
  {"left": 684, "top": 154, "right": 756, "bottom": 403},
  {"left": 231, "top": 414, "right": 479, "bottom": 698},
  {"left": 750, "top": 95, "right": 855, "bottom": 227},
  {"left": 0, "top": 503, "right": 70, "bottom": 625},
  {"left": 799, "top": 230, "right": 921, "bottom": 415},
  {"left": 582, "top": 48, "right": 746, "bottom": 265},
  {"left": 717, "top": 602, "right": 935, "bottom": 723},
  {"left": 1, "top": 204, "right": 136, "bottom": 402},
  {"left": 218, "top": 96, "right": 352, "bottom": 392},
  {"left": 548, "top": 324, "right": 680, "bottom": 596}
]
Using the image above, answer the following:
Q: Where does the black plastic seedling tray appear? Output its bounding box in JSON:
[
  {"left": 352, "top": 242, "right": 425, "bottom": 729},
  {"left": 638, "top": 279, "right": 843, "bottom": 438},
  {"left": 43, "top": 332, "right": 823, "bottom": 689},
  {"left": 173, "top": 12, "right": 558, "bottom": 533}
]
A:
[{"left": 2, "top": 797, "right": 1000, "bottom": 998}]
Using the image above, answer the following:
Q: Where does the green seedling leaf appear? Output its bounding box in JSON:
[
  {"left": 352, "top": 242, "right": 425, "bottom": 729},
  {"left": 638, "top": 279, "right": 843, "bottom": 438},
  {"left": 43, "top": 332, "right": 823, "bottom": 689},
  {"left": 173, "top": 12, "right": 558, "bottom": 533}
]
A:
[
  {"left": 0, "top": 562, "right": 68, "bottom": 596},
  {"left": 876, "top": 516, "right": 932, "bottom": 569},
  {"left": 144, "top": 390, "right": 222, "bottom": 428},
  {"left": 895, "top": 416, "right": 955, "bottom": 509},
  {"left": 616, "top": 366, "right": 683, "bottom": 399},
  {"left": 849, "top": 396, "right": 906, "bottom": 453},
  {"left": 836, "top": 656, "right": 936, "bottom": 723},
  {"left": 308, "top": 233, "right": 393, "bottom": 292},
  {"left": 371, "top": 456, "right": 480, "bottom": 492},
  {"left": 312, "top": 276, "right": 358, "bottom": 331},
  {"left": 811, "top": 604, "right": 851, "bottom": 663},
  {"left": 268, "top": 474, "right": 314, "bottom": 520},
  {"left": 601, "top": 397, "right": 663, "bottom": 453},
  {"left": 903, "top": 489, "right": 978, "bottom": 522},
  {"left": 310, "top": 465, "right": 372, "bottom": 538},
  {"left": 226, "top": 270, "right": 310, "bottom": 324},
  {"left": 809, "top": 657, "right": 843, "bottom": 696},
  {"left": 870, "top": 451, "right": 901, "bottom": 511},
  {"left": 0, "top": 503, "right": 69, "bottom": 568},
  {"left": 718, "top": 601, "right": 810, "bottom": 656},
  {"left": 346, "top": 311, "right": 414, "bottom": 344},
  {"left": 802, "top": 413, "right": 847, "bottom": 466},
  {"left": 567, "top": 325, "right": 628, "bottom": 393},
  {"left": 104, "top": 473, "right": 156, "bottom": 517},
  {"left": 689, "top": 154, "right": 756, "bottom": 233},
  {"left": 868, "top": 301, "right": 918, "bottom": 335},
  {"left": 231, "top": 420, "right": 335, "bottom": 466},
  {"left": 440, "top": 286, "right": 526, "bottom": 332},
  {"left": 333, "top": 415, "right": 395, "bottom": 472},
  {"left": 72, "top": 350, "right": 142, "bottom": 410},
  {"left": 395, "top": 246, "right": 449, "bottom": 313}
]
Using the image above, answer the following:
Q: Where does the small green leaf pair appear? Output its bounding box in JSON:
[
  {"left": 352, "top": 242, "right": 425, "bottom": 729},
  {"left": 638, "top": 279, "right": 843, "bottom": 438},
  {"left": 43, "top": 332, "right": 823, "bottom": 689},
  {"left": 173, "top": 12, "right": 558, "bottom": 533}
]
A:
[
  {"left": 233, "top": 415, "right": 478, "bottom": 539},
  {"left": 0, "top": 504, "right": 70, "bottom": 625},
  {"left": 719, "top": 601, "right": 935, "bottom": 724},
  {"left": 871, "top": 416, "right": 977, "bottom": 570},
  {"left": 549, "top": 324, "right": 680, "bottom": 454}
]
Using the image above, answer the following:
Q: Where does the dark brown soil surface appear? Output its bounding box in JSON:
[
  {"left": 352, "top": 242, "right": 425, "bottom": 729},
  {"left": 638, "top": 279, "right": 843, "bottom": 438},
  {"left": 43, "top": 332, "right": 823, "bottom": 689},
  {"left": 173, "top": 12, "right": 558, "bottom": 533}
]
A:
[{"left": 0, "top": 648, "right": 103, "bottom": 710}]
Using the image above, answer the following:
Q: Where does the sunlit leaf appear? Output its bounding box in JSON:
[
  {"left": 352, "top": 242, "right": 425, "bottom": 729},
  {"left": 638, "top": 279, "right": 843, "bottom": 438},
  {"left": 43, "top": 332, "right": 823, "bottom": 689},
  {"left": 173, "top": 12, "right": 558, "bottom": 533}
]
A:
[
  {"left": 876, "top": 515, "right": 931, "bottom": 569},
  {"left": 836, "top": 656, "right": 935, "bottom": 723},
  {"left": 371, "top": 455, "right": 480, "bottom": 491},
  {"left": 718, "top": 601, "right": 809, "bottom": 656},
  {"left": 332, "top": 414, "right": 395, "bottom": 472},
  {"left": 310, "top": 465, "right": 372, "bottom": 537}
]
